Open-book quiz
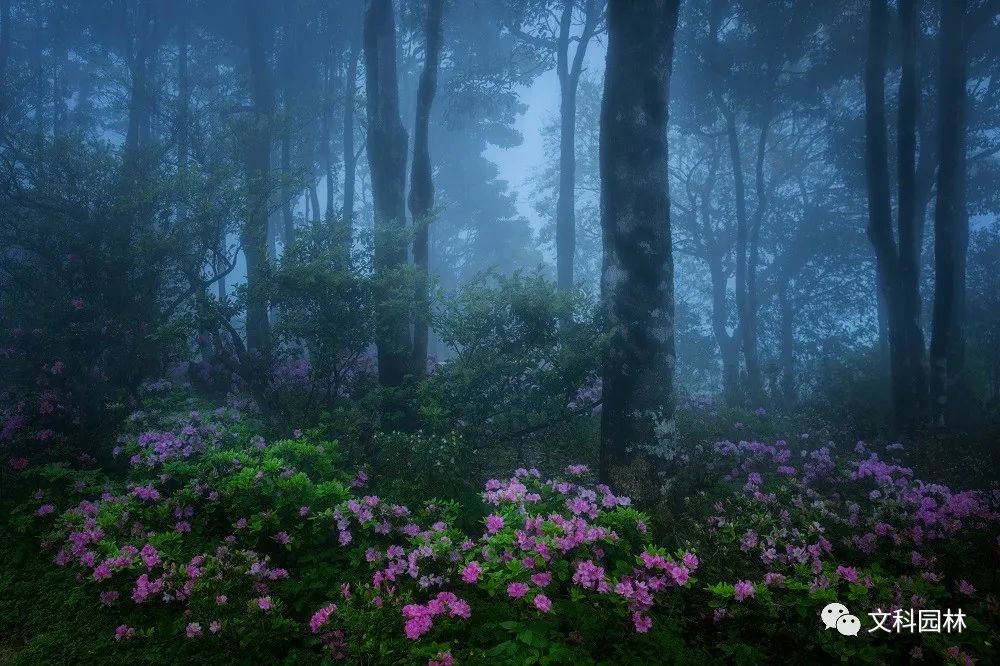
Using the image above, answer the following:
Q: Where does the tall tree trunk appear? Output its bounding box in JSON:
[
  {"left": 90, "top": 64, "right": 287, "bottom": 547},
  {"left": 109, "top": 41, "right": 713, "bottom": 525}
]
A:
[
  {"left": 0, "top": 0, "right": 10, "bottom": 89},
  {"left": 279, "top": 9, "right": 296, "bottom": 249},
  {"left": 310, "top": 183, "right": 320, "bottom": 223},
  {"left": 364, "top": 0, "right": 410, "bottom": 387},
  {"left": 555, "top": 74, "right": 578, "bottom": 290},
  {"left": 123, "top": 1, "right": 153, "bottom": 168},
  {"left": 343, "top": 31, "right": 360, "bottom": 243},
  {"left": 52, "top": 0, "right": 68, "bottom": 138},
  {"left": 707, "top": 0, "right": 761, "bottom": 405},
  {"left": 321, "top": 4, "right": 336, "bottom": 220},
  {"left": 897, "top": 0, "right": 929, "bottom": 422},
  {"left": 779, "top": 276, "right": 795, "bottom": 408},
  {"left": 280, "top": 128, "right": 294, "bottom": 246},
  {"left": 137, "top": 5, "right": 159, "bottom": 149},
  {"left": 33, "top": 1, "right": 44, "bottom": 156},
  {"left": 744, "top": 120, "right": 769, "bottom": 405},
  {"left": 554, "top": 0, "right": 599, "bottom": 290},
  {"left": 598, "top": 0, "right": 680, "bottom": 505},
  {"left": 408, "top": 0, "right": 444, "bottom": 378},
  {"left": 699, "top": 187, "right": 739, "bottom": 405},
  {"left": 177, "top": 3, "right": 190, "bottom": 211},
  {"left": 242, "top": 0, "right": 273, "bottom": 364},
  {"left": 930, "top": 0, "right": 968, "bottom": 427},
  {"left": 865, "top": 0, "right": 909, "bottom": 430}
]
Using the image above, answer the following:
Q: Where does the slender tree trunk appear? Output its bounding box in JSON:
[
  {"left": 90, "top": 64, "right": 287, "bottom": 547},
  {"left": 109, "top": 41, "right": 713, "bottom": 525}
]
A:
[
  {"left": 217, "top": 260, "right": 226, "bottom": 300},
  {"left": 33, "top": 1, "right": 44, "bottom": 155},
  {"left": 343, "top": 32, "right": 360, "bottom": 242},
  {"left": 0, "top": 0, "right": 10, "bottom": 88},
  {"left": 865, "top": 0, "right": 909, "bottom": 430},
  {"left": 700, "top": 189, "right": 738, "bottom": 405},
  {"left": 930, "top": 0, "right": 968, "bottom": 427},
  {"left": 408, "top": 0, "right": 444, "bottom": 378},
  {"left": 124, "top": 1, "right": 153, "bottom": 167},
  {"left": 554, "top": 0, "right": 599, "bottom": 290},
  {"left": 779, "top": 276, "right": 795, "bottom": 408},
  {"left": 321, "top": 5, "right": 335, "bottom": 220},
  {"left": 744, "top": 120, "right": 769, "bottom": 405},
  {"left": 177, "top": 5, "right": 190, "bottom": 211},
  {"left": 555, "top": 76, "right": 578, "bottom": 290},
  {"left": 242, "top": 0, "right": 273, "bottom": 364},
  {"left": 554, "top": 1, "right": 576, "bottom": 291},
  {"left": 279, "top": 10, "right": 296, "bottom": 249},
  {"left": 364, "top": 0, "right": 411, "bottom": 387},
  {"left": 897, "top": 0, "right": 929, "bottom": 422},
  {"left": 52, "top": 1, "right": 68, "bottom": 138},
  {"left": 310, "top": 183, "right": 320, "bottom": 223},
  {"left": 280, "top": 128, "right": 294, "bottom": 246},
  {"left": 137, "top": 6, "right": 159, "bottom": 150},
  {"left": 598, "top": 0, "right": 681, "bottom": 505}
]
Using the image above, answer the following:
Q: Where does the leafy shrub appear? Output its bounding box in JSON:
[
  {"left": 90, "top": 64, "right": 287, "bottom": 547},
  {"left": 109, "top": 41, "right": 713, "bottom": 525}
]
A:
[
  {"left": 676, "top": 419, "right": 1000, "bottom": 664},
  {"left": 6, "top": 397, "right": 703, "bottom": 663},
  {"left": 268, "top": 217, "right": 377, "bottom": 423},
  {"left": 420, "top": 271, "right": 603, "bottom": 466},
  {"left": 0, "top": 137, "right": 238, "bottom": 465}
]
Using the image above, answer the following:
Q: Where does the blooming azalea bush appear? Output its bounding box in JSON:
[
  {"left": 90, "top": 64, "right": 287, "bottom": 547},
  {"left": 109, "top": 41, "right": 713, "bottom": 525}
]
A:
[
  {"left": 681, "top": 432, "right": 1000, "bottom": 664},
  {"left": 305, "top": 466, "right": 702, "bottom": 663},
  {"left": 3, "top": 394, "right": 999, "bottom": 664},
  {"left": 4, "top": 396, "right": 704, "bottom": 663}
]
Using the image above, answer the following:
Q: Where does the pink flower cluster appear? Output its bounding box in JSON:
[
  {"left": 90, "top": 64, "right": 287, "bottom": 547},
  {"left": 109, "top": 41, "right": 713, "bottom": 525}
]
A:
[{"left": 401, "top": 592, "right": 471, "bottom": 640}]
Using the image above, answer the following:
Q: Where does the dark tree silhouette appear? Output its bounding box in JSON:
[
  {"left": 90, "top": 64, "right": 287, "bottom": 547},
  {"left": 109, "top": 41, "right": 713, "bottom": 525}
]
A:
[
  {"left": 598, "top": 0, "right": 680, "bottom": 504},
  {"left": 409, "top": 0, "right": 445, "bottom": 378},
  {"left": 364, "top": 0, "right": 411, "bottom": 387}
]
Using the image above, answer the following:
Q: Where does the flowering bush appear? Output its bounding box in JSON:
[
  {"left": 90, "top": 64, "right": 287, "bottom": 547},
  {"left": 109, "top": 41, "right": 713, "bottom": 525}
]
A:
[
  {"left": 684, "top": 433, "right": 1000, "bottom": 663},
  {"left": 303, "top": 466, "right": 700, "bottom": 662},
  {"left": 4, "top": 396, "right": 999, "bottom": 664},
  {"left": 6, "top": 398, "right": 700, "bottom": 663}
]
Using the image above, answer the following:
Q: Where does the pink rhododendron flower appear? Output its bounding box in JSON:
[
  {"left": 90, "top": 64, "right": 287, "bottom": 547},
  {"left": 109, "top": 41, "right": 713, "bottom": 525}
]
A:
[
  {"left": 836, "top": 565, "right": 860, "bottom": 584},
  {"left": 114, "top": 625, "right": 135, "bottom": 641},
  {"left": 186, "top": 622, "right": 202, "bottom": 638},
  {"left": 531, "top": 571, "right": 551, "bottom": 587},
  {"left": 533, "top": 593, "right": 552, "bottom": 613},
  {"left": 429, "top": 651, "right": 454, "bottom": 666},
  {"left": 507, "top": 582, "right": 529, "bottom": 598},
  {"left": 310, "top": 604, "right": 338, "bottom": 633},
  {"left": 256, "top": 596, "right": 273, "bottom": 611},
  {"left": 461, "top": 561, "right": 482, "bottom": 583},
  {"left": 486, "top": 514, "right": 504, "bottom": 534},
  {"left": 633, "top": 612, "right": 652, "bottom": 633},
  {"left": 734, "top": 580, "right": 755, "bottom": 601},
  {"left": 763, "top": 572, "right": 786, "bottom": 586}
]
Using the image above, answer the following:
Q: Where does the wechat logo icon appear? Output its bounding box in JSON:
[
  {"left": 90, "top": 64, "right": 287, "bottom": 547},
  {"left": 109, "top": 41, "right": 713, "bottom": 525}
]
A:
[{"left": 821, "top": 602, "right": 861, "bottom": 637}]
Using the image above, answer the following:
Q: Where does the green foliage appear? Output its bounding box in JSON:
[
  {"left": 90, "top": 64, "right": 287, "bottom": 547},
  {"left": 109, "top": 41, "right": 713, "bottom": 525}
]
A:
[
  {"left": 0, "top": 136, "right": 239, "bottom": 459},
  {"left": 421, "top": 270, "right": 604, "bottom": 463}
]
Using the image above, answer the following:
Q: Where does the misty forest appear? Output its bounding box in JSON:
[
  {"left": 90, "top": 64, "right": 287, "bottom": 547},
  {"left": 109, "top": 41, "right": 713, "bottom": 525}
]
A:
[{"left": 1, "top": 0, "right": 999, "bottom": 663}]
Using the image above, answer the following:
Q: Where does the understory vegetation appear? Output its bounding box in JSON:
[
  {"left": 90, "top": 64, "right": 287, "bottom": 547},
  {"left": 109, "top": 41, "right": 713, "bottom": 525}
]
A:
[{"left": 2, "top": 372, "right": 999, "bottom": 664}]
